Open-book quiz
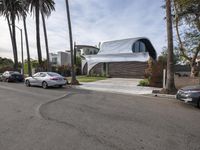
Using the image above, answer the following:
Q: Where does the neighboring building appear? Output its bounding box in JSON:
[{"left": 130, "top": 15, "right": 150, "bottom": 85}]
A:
[
  {"left": 49, "top": 45, "right": 98, "bottom": 67},
  {"left": 82, "top": 37, "right": 157, "bottom": 78},
  {"left": 75, "top": 45, "right": 99, "bottom": 57},
  {"left": 49, "top": 51, "right": 71, "bottom": 66}
]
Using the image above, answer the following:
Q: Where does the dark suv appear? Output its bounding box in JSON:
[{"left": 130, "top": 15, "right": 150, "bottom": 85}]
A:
[
  {"left": 176, "top": 85, "right": 200, "bottom": 108},
  {"left": 2, "top": 71, "right": 24, "bottom": 82}
]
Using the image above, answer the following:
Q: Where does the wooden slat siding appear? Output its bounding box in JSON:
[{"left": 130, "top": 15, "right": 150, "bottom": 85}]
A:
[
  {"left": 90, "top": 63, "right": 103, "bottom": 75},
  {"left": 108, "top": 62, "right": 148, "bottom": 78},
  {"left": 82, "top": 63, "right": 88, "bottom": 75},
  {"left": 84, "top": 61, "right": 148, "bottom": 78}
]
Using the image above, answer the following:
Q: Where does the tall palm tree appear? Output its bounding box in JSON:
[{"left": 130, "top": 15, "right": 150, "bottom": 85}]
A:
[
  {"left": 0, "top": 0, "right": 14, "bottom": 63},
  {"left": 65, "top": 0, "right": 79, "bottom": 85},
  {"left": 165, "top": 0, "right": 176, "bottom": 93},
  {"left": 28, "top": 0, "right": 42, "bottom": 67},
  {"left": 40, "top": 0, "right": 55, "bottom": 71},
  {"left": 0, "top": 0, "right": 24, "bottom": 70},
  {"left": 28, "top": 0, "right": 55, "bottom": 70},
  {"left": 21, "top": 1, "right": 32, "bottom": 76}
]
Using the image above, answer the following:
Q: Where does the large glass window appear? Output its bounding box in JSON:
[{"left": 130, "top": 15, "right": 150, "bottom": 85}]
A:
[{"left": 132, "top": 41, "right": 147, "bottom": 53}]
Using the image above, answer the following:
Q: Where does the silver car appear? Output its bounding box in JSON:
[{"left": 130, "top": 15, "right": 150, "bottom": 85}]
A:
[{"left": 25, "top": 72, "right": 67, "bottom": 89}]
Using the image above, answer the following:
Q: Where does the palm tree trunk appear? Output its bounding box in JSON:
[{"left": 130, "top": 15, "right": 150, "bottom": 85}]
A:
[
  {"left": 41, "top": 11, "right": 50, "bottom": 71},
  {"left": 11, "top": 14, "right": 18, "bottom": 71},
  {"left": 23, "top": 16, "right": 32, "bottom": 76},
  {"left": 65, "top": 0, "right": 79, "bottom": 85},
  {"left": 165, "top": 0, "right": 176, "bottom": 93},
  {"left": 6, "top": 15, "right": 15, "bottom": 60},
  {"left": 35, "top": 3, "right": 42, "bottom": 68}
]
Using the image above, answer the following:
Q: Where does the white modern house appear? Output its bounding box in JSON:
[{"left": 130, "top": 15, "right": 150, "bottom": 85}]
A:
[{"left": 82, "top": 37, "right": 157, "bottom": 78}]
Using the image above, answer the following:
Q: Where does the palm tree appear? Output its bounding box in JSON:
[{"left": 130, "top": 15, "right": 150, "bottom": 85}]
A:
[
  {"left": 40, "top": 0, "right": 55, "bottom": 71},
  {"left": 28, "top": 0, "right": 42, "bottom": 67},
  {"left": 21, "top": 1, "right": 32, "bottom": 76},
  {"left": 65, "top": 0, "right": 79, "bottom": 85},
  {"left": 165, "top": 0, "right": 176, "bottom": 93},
  {"left": 0, "top": 0, "right": 24, "bottom": 70},
  {"left": 28, "top": 0, "right": 55, "bottom": 70},
  {"left": 0, "top": 0, "right": 14, "bottom": 63}
]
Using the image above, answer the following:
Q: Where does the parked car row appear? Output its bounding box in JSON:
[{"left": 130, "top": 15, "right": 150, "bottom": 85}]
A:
[
  {"left": 0, "top": 71, "right": 68, "bottom": 89},
  {"left": 0, "top": 71, "right": 24, "bottom": 82}
]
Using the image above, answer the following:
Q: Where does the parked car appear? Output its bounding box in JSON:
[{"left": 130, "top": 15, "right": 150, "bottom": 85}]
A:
[
  {"left": 176, "top": 85, "right": 200, "bottom": 108},
  {"left": 2, "top": 71, "right": 24, "bottom": 82},
  {"left": 25, "top": 72, "right": 68, "bottom": 89}
]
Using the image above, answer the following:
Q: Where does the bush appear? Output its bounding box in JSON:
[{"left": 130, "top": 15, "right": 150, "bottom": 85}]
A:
[
  {"left": 143, "top": 56, "right": 166, "bottom": 88},
  {"left": 138, "top": 79, "right": 150, "bottom": 86}
]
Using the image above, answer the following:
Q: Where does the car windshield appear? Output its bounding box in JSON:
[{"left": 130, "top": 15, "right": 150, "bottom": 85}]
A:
[
  {"left": 11, "top": 72, "right": 20, "bottom": 75},
  {"left": 47, "top": 72, "right": 61, "bottom": 77}
]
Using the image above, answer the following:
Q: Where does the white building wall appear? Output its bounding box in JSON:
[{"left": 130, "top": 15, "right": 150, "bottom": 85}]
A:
[{"left": 50, "top": 52, "right": 71, "bottom": 66}]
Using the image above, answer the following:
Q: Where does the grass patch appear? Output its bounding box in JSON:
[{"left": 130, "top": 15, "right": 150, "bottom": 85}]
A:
[{"left": 67, "top": 75, "right": 107, "bottom": 82}]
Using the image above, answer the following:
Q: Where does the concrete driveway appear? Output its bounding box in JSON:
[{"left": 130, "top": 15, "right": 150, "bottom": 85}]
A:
[{"left": 77, "top": 78, "right": 161, "bottom": 95}]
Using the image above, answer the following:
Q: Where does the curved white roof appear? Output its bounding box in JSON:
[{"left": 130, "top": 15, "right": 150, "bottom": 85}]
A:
[{"left": 98, "top": 37, "right": 145, "bottom": 55}]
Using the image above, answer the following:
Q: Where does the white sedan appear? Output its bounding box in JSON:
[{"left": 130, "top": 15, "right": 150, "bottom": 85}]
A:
[{"left": 25, "top": 72, "right": 68, "bottom": 89}]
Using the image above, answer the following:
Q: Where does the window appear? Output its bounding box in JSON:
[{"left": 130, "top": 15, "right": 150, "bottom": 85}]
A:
[
  {"left": 40, "top": 73, "right": 46, "bottom": 77},
  {"left": 33, "top": 73, "right": 40, "bottom": 77},
  {"left": 132, "top": 41, "right": 147, "bottom": 53},
  {"left": 47, "top": 72, "right": 61, "bottom": 77}
]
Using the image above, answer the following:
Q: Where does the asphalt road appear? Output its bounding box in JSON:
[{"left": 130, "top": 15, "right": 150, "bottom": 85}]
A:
[{"left": 0, "top": 82, "right": 200, "bottom": 150}]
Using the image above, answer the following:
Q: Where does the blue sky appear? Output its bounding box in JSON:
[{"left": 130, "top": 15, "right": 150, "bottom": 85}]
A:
[{"left": 0, "top": 0, "right": 167, "bottom": 60}]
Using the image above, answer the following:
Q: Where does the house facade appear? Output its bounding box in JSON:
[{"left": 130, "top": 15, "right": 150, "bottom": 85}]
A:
[{"left": 82, "top": 37, "right": 157, "bottom": 78}]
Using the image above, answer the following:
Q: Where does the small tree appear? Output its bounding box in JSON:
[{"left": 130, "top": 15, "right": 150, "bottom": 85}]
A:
[{"left": 174, "top": 0, "right": 200, "bottom": 77}]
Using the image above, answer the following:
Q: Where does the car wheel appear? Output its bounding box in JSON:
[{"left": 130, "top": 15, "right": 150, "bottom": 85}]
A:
[
  {"left": 42, "top": 81, "right": 48, "bottom": 89},
  {"left": 6, "top": 78, "right": 9, "bottom": 82},
  {"left": 25, "top": 80, "right": 31, "bottom": 87},
  {"left": 59, "top": 85, "right": 63, "bottom": 88}
]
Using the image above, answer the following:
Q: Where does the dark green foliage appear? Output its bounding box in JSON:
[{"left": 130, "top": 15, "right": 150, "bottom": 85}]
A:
[
  {"left": 0, "top": 57, "right": 14, "bottom": 72},
  {"left": 0, "top": 57, "right": 14, "bottom": 68}
]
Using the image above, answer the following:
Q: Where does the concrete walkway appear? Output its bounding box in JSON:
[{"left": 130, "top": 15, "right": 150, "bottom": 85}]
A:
[{"left": 76, "top": 78, "right": 161, "bottom": 95}]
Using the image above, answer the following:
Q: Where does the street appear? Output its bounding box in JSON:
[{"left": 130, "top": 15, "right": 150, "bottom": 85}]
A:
[{"left": 0, "top": 82, "right": 200, "bottom": 150}]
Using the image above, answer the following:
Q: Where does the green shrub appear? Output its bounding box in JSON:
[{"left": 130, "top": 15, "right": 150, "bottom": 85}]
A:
[{"left": 138, "top": 79, "right": 150, "bottom": 86}]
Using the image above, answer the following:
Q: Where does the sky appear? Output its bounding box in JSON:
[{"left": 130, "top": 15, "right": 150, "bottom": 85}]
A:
[{"left": 0, "top": 0, "right": 167, "bottom": 61}]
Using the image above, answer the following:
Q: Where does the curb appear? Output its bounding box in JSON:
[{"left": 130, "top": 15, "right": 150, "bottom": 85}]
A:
[{"left": 150, "top": 93, "right": 176, "bottom": 99}]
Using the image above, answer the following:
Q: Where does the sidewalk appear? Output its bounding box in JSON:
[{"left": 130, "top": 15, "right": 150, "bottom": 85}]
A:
[{"left": 76, "top": 78, "right": 161, "bottom": 95}]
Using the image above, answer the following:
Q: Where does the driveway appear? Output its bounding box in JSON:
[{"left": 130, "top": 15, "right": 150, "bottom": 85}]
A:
[{"left": 77, "top": 78, "right": 161, "bottom": 95}]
